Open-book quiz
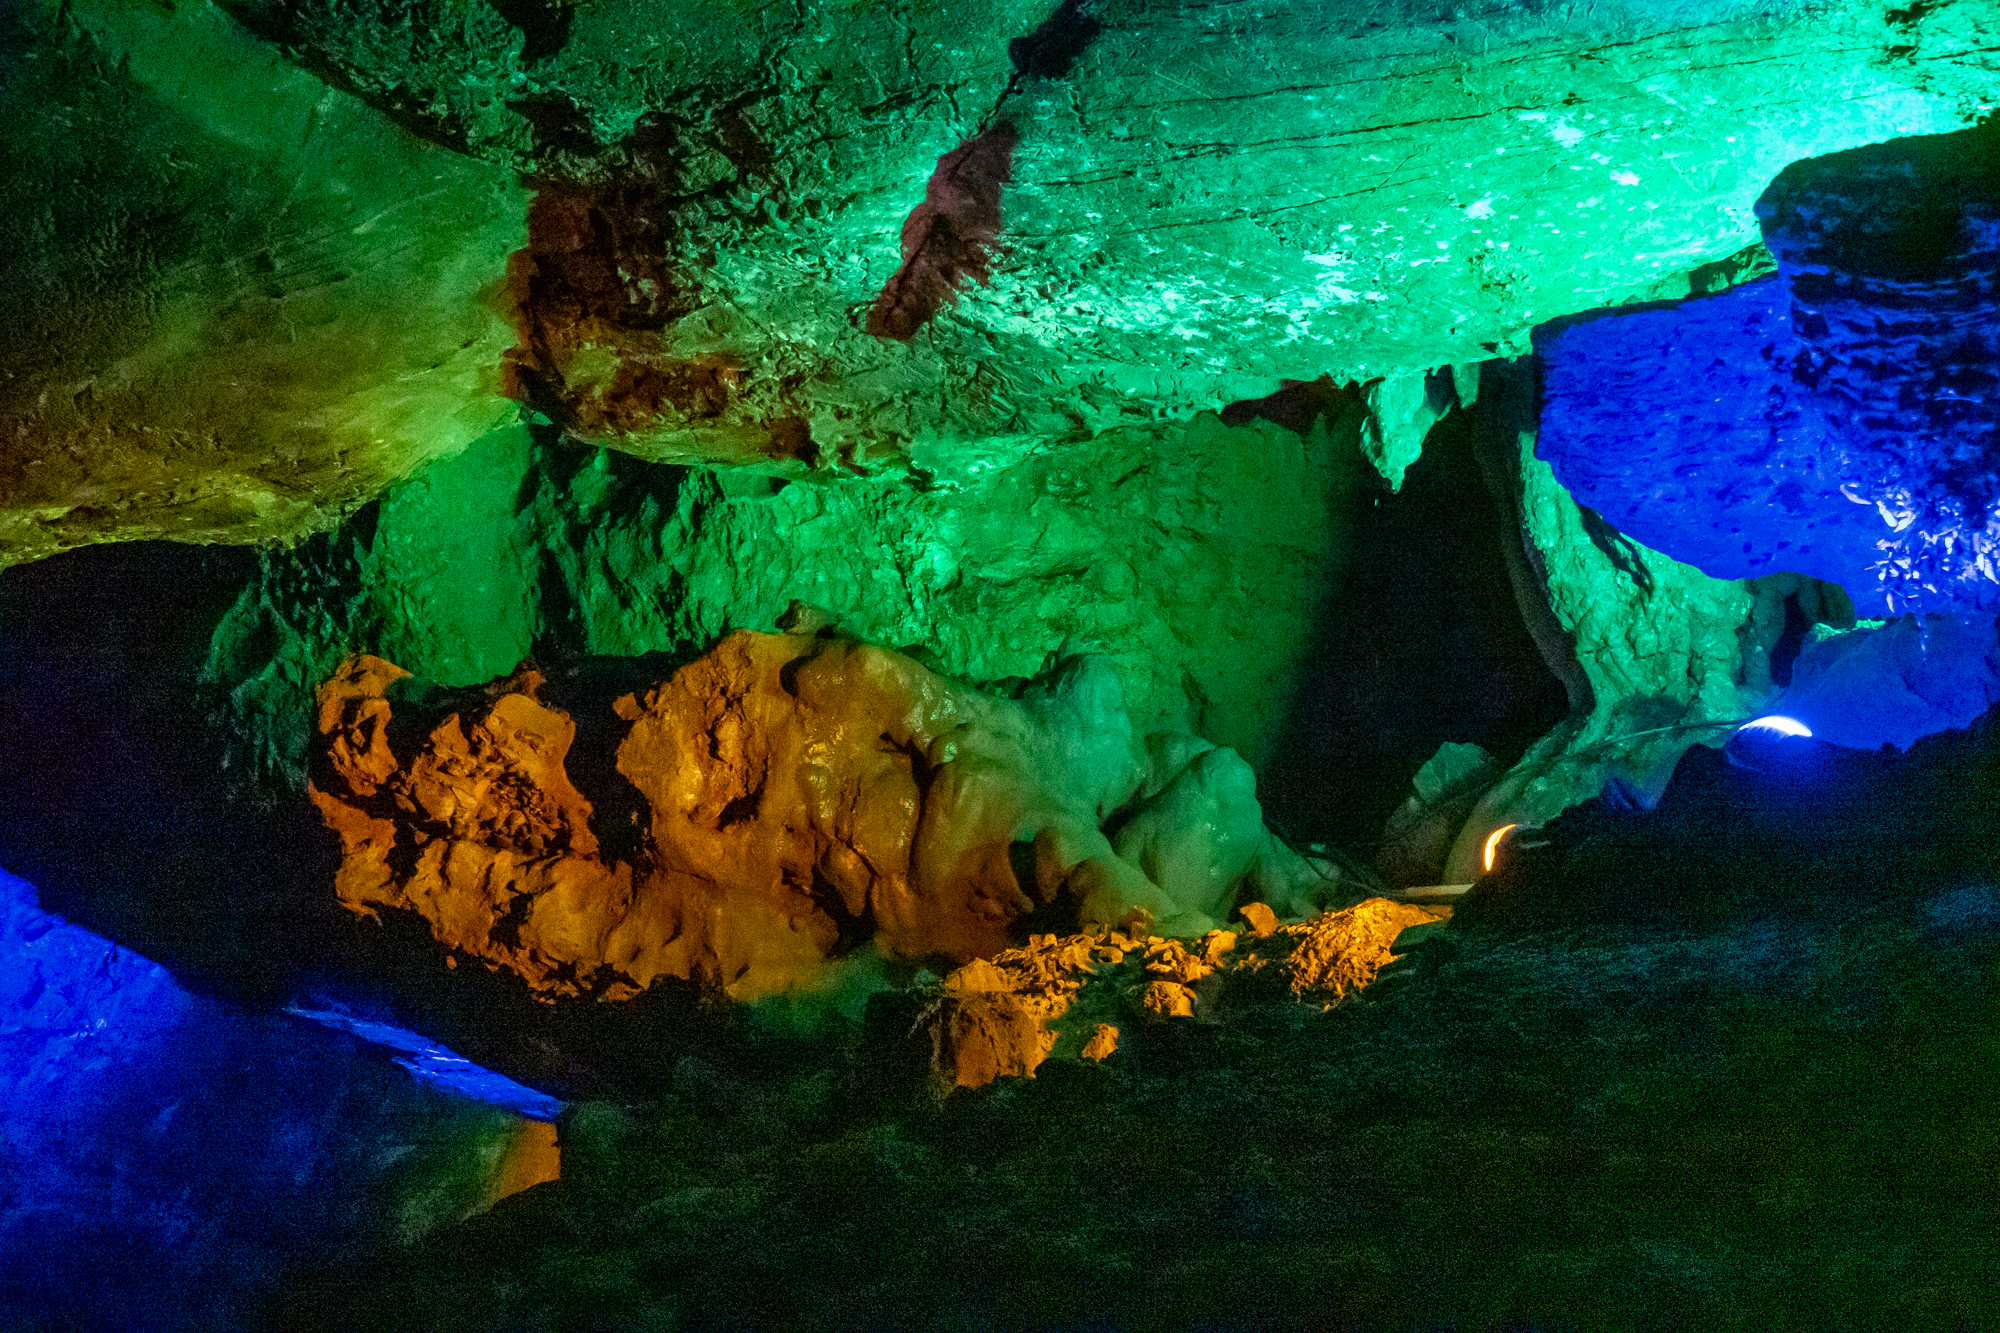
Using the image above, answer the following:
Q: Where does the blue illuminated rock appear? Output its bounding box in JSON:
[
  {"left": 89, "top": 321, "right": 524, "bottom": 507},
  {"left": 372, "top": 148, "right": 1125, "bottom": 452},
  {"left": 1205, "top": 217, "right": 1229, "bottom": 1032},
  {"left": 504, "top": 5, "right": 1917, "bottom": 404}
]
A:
[
  {"left": 0, "top": 869, "right": 561, "bottom": 1331},
  {"left": 1540, "top": 122, "right": 2000, "bottom": 616}
]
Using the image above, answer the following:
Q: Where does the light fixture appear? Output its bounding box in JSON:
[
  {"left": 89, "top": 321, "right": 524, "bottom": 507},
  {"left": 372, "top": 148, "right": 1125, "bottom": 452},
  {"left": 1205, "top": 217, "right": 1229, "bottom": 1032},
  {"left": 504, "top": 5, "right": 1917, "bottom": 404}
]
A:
[{"left": 1738, "top": 715, "right": 1813, "bottom": 738}]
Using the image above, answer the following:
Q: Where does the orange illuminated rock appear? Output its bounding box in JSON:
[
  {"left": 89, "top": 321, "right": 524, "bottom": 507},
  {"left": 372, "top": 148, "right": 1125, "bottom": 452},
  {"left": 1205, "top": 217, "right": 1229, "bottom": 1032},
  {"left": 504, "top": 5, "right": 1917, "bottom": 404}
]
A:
[
  {"left": 919, "top": 928, "right": 1139, "bottom": 1087},
  {"left": 915, "top": 898, "right": 1446, "bottom": 1088},
  {"left": 1230, "top": 897, "right": 1444, "bottom": 1006},
  {"left": 309, "top": 628, "right": 1337, "bottom": 1002},
  {"left": 484, "top": 1121, "right": 561, "bottom": 1212},
  {"left": 1079, "top": 1024, "right": 1119, "bottom": 1061},
  {"left": 1236, "top": 902, "right": 1280, "bottom": 938}
]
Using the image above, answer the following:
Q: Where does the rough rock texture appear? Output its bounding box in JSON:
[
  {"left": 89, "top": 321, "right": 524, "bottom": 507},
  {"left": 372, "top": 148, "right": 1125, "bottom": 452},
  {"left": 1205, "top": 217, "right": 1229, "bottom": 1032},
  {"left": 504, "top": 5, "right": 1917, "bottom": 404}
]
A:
[
  {"left": 1762, "top": 122, "right": 2000, "bottom": 612},
  {"left": 279, "top": 857, "right": 2000, "bottom": 1331},
  {"left": 218, "top": 359, "right": 1848, "bottom": 891},
  {"left": 1442, "top": 441, "right": 1781, "bottom": 877},
  {"left": 1773, "top": 611, "right": 2000, "bottom": 752},
  {"left": 0, "top": 0, "right": 525, "bottom": 567},
  {"left": 1538, "top": 276, "right": 1885, "bottom": 594},
  {"left": 208, "top": 408, "right": 1370, "bottom": 797},
  {"left": 918, "top": 896, "right": 1440, "bottom": 1090},
  {"left": 1538, "top": 121, "right": 2000, "bottom": 616},
  {"left": 1252, "top": 386, "right": 1572, "bottom": 850},
  {"left": 0, "top": 869, "right": 556, "bottom": 1333},
  {"left": 309, "top": 632, "right": 1333, "bottom": 1001},
  {"left": 1325, "top": 360, "right": 1852, "bottom": 881},
  {"left": 199, "top": 0, "right": 1997, "bottom": 481}
]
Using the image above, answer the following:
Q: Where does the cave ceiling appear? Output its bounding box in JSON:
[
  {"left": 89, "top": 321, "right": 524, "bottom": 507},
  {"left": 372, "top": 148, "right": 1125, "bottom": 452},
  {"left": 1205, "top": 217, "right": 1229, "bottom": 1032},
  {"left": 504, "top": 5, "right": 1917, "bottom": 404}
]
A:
[{"left": 3, "top": 0, "right": 1995, "bottom": 566}]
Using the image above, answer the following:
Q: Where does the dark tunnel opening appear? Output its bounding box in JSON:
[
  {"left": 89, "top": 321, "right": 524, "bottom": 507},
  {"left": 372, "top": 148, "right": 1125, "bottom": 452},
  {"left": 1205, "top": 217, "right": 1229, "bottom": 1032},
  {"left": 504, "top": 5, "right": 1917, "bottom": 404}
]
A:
[{"left": 1252, "top": 380, "right": 1571, "bottom": 863}]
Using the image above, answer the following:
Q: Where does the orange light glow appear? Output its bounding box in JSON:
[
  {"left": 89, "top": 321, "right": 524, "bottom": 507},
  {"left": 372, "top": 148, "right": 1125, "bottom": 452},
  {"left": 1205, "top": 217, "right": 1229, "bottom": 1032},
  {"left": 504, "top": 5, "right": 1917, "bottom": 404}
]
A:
[{"left": 1482, "top": 823, "right": 1519, "bottom": 873}]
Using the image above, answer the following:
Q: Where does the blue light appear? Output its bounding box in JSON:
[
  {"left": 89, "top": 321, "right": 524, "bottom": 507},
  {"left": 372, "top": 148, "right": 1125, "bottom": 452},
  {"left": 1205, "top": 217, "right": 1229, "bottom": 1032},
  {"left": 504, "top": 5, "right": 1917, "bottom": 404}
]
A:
[
  {"left": 0, "top": 867, "right": 559, "bottom": 1329},
  {"left": 1774, "top": 612, "right": 2000, "bottom": 751},
  {"left": 1738, "top": 715, "right": 1813, "bottom": 738},
  {"left": 285, "top": 1002, "right": 565, "bottom": 1121}
]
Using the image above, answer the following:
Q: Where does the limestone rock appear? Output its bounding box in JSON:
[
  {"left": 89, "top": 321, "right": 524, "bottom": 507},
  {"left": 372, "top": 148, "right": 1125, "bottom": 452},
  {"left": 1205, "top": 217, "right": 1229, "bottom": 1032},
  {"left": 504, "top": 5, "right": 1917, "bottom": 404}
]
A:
[
  {"left": 1435, "top": 364, "right": 1828, "bottom": 880},
  {"left": 0, "top": 0, "right": 525, "bottom": 567},
  {"left": 202, "top": 0, "right": 1997, "bottom": 477},
  {"left": 309, "top": 630, "right": 1338, "bottom": 1001},
  {"left": 915, "top": 899, "right": 1442, "bottom": 1089},
  {"left": 207, "top": 408, "right": 1370, "bottom": 799},
  {"left": 1773, "top": 613, "right": 2000, "bottom": 752},
  {"left": 1244, "top": 899, "right": 1444, "bottom": 1006},
  {"left": 1378, "top": 742, "right": 1505, "bottom": 887},
  {"left": 1538, "top": 122, "right": 2000, "bottom": 616}
]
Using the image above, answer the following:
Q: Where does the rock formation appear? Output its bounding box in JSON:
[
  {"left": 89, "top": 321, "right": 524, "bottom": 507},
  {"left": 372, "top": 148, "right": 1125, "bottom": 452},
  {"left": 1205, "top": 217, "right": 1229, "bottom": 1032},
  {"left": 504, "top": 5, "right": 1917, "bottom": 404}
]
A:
[
  {"left": 918, "top": 896, "right": 1443, "bottom": 1090},
  {"left": 0, "top": 0, "right": 524, "bottom": 567},
  {"left": 208, "top": 405, "right": 1372, "bottom": 799},
  {"left": 310, "top": 627, "right": 1333, "bottom": 1000},
  {"left": 5, "top": 0, "right": 2000, "bottom": 1324},
  {"left": 1538, "top": 122, "right": 2000, "bottom": 616},
  {"left": 7, "top": 0, "right": 1994, "bottom": 566}
]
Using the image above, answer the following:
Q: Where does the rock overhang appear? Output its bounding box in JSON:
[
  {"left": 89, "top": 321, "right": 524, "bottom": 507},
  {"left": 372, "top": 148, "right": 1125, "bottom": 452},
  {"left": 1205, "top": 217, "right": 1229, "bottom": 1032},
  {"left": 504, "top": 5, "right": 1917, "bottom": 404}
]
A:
[{"left": 3, "top": 0, "right": 1994, "bottom": 564}]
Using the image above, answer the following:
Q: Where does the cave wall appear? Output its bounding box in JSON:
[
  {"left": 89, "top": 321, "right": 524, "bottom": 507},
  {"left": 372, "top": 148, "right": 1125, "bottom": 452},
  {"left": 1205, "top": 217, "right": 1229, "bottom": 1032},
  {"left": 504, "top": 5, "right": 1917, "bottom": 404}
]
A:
[
  {"left": 206, "top": 405, "right": 1377, "bottom": 797},
  {"left": 0, "top": 0, "right": 524, "bottom": 566}
]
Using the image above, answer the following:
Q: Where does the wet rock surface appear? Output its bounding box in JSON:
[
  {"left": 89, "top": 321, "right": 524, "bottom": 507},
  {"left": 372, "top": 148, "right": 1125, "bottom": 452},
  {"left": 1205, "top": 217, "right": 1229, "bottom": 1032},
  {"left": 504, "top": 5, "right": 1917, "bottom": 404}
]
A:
[{"left": 7, "top": 0, "right": 1994, "bottom": 552}]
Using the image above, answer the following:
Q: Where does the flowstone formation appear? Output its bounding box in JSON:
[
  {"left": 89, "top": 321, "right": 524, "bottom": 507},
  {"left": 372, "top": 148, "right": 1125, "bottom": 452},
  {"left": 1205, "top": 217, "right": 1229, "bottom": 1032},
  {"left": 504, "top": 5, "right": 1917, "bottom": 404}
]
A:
[{"left": 310, "top": 627, "right": 1332, "bottom": 1001}]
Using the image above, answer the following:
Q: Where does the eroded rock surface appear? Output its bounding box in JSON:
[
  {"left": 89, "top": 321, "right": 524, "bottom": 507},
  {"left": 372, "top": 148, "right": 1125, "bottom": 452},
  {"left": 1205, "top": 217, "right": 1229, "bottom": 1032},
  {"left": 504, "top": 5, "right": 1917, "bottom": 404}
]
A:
[
  {"left": 207, "top": 0, "right": 1997, "bottom": 480},
  {"left": 310, "top": 630, "right": 1333, "bottom": 1001},
  {"left": 7, "top": 0, "right": 1981, "bottom": 545},
  {"left": 0, "top": 0, "right": 524, "bottom": 567},
  {"left": 1539, "top": 121, "right": 2000, "bottom": 616},
  {"left": 920, "top": 897, "right": 1442, "bottom": 1089},
  {"left": 210, "top": 408, "right": 1369, "bottom": 800}
]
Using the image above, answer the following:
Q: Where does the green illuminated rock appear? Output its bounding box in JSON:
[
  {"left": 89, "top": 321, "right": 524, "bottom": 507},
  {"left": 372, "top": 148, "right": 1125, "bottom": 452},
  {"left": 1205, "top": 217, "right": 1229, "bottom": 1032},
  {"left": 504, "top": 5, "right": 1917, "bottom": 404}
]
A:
[
  {"left": 1437, "top": 414, "right": 1853, "bottom": 880},
  {"left": 206, "top": 0, "right": 1999, "bottom": 481},
  {"left": 0, "top": 0, "right": 525, "bottom": 567},
  {"left": 207, "top": 406, "right": 1373, "bottom": 793}
]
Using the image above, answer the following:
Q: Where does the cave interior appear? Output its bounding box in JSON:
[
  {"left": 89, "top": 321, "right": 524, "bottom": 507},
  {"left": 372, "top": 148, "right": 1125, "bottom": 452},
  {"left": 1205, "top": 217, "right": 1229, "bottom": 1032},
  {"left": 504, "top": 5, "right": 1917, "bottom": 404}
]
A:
[{"left": 2, "top": 0, "right": 1999, "bottom": 1328}]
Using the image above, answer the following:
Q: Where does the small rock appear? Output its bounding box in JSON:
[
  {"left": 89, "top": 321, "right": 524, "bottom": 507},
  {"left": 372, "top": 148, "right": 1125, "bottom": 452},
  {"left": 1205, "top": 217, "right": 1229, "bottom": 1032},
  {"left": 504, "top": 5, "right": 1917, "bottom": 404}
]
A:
[
  {"left": 1237, "top": 902, "right": 1279, "bottom": 937},
  {"left": 1141, "top": 980, "right": 1196, "bottom": 1019}
]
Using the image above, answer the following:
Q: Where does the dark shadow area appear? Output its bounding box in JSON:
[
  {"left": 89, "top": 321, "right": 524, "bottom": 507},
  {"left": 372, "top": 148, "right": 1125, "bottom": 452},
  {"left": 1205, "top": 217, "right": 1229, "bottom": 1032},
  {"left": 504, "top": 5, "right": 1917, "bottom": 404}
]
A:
[
  {"left": 1218, "top": 373, "right": 1360, "bottom": 436},
  {"left": 1459, "top": 702, "right": 2000, "bottom": 932},
  {"left": 487, "top": 0, "right": 574, "bottom": 65},
  {"left": 1254, "top": 392, "right": 1570, "bottom": 853},
  {"left": 1007, "top": 0, "right": 1103, "bottom": 89},
  {"left": 0, "top": 541, "right": 345, "bottom": 1006}
]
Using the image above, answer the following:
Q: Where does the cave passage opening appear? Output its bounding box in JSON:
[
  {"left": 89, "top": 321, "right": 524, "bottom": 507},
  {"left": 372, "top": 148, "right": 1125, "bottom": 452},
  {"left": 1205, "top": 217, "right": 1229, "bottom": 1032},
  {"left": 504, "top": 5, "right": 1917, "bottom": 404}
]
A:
[{"left": 1253, "top": 377, "right": 1571, "bottom": 862}]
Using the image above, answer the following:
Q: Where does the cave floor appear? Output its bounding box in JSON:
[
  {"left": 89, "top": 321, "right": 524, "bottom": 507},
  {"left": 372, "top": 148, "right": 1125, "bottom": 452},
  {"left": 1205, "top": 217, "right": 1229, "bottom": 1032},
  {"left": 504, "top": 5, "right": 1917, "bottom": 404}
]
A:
[{"left": 275, "top": 879, "right": 2000, "bottom": 1333}]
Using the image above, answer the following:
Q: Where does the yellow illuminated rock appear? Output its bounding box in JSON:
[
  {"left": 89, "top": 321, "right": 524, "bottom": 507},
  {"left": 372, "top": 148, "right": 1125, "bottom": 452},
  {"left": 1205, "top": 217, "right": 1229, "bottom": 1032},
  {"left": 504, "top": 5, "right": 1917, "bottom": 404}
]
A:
[{"left": 309, "top": 629, "right": 1337, "bottom": 1001}]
